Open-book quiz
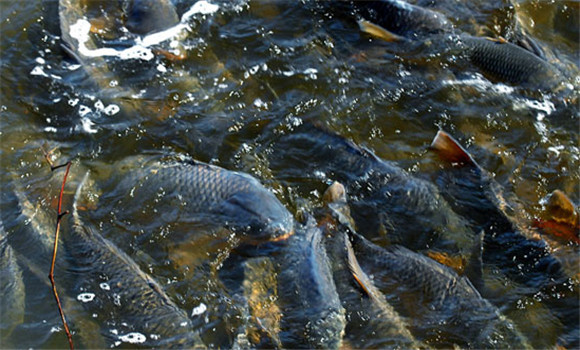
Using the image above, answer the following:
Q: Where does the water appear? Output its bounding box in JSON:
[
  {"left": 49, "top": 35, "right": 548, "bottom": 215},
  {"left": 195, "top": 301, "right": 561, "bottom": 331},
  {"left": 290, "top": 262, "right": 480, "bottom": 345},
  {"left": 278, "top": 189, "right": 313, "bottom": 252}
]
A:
[{"left": 0, "top": 0, "right": 578, "bottom": 348}]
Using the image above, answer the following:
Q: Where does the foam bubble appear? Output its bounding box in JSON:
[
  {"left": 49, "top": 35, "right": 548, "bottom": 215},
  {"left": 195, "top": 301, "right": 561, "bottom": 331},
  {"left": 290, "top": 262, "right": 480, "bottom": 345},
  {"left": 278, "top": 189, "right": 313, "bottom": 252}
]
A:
[
  {"left": 77, "top": 293, "right": 95, "bottom": 303},
  {"left": 119, "top": 332, "right": 146, "bottom": 344},
  {"left": 192, "top": 303, "right": 207, "bottom": 316}
]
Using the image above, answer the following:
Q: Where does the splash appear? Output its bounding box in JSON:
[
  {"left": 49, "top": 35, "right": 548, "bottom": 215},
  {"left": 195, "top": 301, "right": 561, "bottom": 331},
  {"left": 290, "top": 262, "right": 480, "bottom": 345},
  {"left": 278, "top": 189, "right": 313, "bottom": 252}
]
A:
[{"left": 68, "top": 1, "right": 220, "bottom": 61}]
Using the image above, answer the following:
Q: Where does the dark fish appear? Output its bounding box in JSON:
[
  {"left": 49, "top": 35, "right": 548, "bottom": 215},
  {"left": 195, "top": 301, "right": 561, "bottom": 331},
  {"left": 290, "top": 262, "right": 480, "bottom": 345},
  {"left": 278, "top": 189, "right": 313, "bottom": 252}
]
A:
[
  {"left": 268, "top": 123, "right": 473, "bottom": 254},
  {"left": 346, "top": 1, "right": 564, "bottom": 90},
  {"left": 276, "top": 218, "right": 346, "bottom": 349},
  {"left": 68, "top": 174, "right": 205, "bottom": 348},
  {"left": 459, "top": 35, "right": 564, "bottom": 89},
  {"left": 103, "top": 156, "right": 294, "bottom": 243},
  {"left": 320, "top": 182, "right": 424, "bottom": 349},
  {"left": 430, "top": 131, "right": 579, "bottom": 347},
  {"left": 429, "top": 130, "right": 568, "bottom": 285},
  {"left": 351, "top": 0, "right": 452, "bottom": 38},
  {"left": 123, "top": 0, "right": 180, "bottom": 35},
  {"left": 348, "top": 228, "right": 531, "bottom": 349},
  {"left": 0, "top": 223, "right": 25, "bottom": 340}
]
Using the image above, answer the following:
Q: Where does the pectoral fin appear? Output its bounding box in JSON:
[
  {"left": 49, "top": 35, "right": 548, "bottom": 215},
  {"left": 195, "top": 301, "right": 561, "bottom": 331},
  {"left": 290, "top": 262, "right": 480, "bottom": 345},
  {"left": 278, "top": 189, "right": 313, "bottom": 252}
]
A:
[
  {"left": 358, "top": 19, "right": 405, "bottom": 43},
  {"left": 429, "top": 130, "right": 477, "bottom": 167},
  {"left": 345, "top": 233, "right": 383, "bottom": 304}
]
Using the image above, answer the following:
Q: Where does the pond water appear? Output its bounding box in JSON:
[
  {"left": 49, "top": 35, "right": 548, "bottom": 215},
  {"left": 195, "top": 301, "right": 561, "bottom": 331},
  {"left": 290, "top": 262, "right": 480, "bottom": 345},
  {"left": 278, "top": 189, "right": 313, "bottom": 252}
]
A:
[{"left": 0, "top": 0, "right": 578, "bottom": 348}]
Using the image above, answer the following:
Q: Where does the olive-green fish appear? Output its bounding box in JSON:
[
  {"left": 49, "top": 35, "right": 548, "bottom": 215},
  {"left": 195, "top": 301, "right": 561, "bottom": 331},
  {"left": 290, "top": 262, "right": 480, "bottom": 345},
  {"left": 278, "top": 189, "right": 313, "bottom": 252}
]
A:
[
  {"left": 68, "top": 174, "right": 205, "bottom": 348},
  {"left": 0, "top": 222, "right": 25, "bottom": 342}
]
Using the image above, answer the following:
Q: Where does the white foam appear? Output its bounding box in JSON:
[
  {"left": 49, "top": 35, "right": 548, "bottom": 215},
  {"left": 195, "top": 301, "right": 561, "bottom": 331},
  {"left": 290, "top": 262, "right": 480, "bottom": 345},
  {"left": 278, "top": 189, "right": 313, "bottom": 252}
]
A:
[
  {"left": 68, "top": 1, "right": 219, "bottom": 61},
  {"left": 192, "top": 303, "right": 207, "bottom": 316},
  {"left": 119, "top": 332, "right": 146, "bottom": 344},
  {"left": 99, "top": 282, "right": 111, "bottom": 291},
  {"left": 77, "top": 292, "right": 95, "bottom": 303},
  {"left": 80, "top": 117, "right": 98, "bottom": 134}
]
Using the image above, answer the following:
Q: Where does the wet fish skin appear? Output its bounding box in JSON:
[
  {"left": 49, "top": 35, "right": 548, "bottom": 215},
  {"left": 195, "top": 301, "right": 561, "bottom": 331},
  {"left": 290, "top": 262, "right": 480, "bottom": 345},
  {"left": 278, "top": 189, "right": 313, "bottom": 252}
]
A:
[
  {"left": 429, "top": 131, "right": 567, "bottom": 286},
  {"left": 123, "top": 0, "right": 180, "bottom": 35},
  {"left": 276, "top": 219, "right": 346, "bottom": 349},
  {"left": 111, "top": 157, "right": 294, "bottom": 242},
  {"left": 348, "top": 230, "right": 531, "bottom": 349},
  {"left": 69, "top": 177, "right": 205, "bottom": 348},
  {"left": 268, "top": 123, "right": 473, "bottom": 254},
  {"left": 320, "top": 182, "right": 424, "bottom": 349},
  {"left": 350, "top": 0, "right": 452, "bottom": 38},
  {"left": 460, "top": 35, "right": 564, "bottom": 89}
]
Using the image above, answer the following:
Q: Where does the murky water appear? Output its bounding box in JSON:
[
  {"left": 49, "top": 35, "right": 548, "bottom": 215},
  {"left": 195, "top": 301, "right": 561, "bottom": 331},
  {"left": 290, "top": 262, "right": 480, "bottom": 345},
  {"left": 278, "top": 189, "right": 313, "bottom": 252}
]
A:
[{"left": 0, "top": 0, "right": 578, "bottom": 348}]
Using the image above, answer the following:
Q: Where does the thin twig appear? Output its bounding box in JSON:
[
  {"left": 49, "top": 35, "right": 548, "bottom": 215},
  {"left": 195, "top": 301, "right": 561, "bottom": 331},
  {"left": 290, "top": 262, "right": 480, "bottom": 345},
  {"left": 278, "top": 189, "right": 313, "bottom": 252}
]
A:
[{"left": 46, "top": 159, "right": 74, "bottom": 350}]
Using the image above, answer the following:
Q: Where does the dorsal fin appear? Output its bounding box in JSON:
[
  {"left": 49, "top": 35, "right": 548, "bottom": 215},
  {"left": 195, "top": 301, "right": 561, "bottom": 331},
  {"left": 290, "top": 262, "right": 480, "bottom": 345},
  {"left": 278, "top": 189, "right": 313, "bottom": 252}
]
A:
[
  {"left": 358, "top": 19, "right": 406, "bottom": 43},
  {"left": 72, "top": 171, "right": 91, "bottom": 228},
  {"left": 430, "top": 130, "right": 477, "bottom": 167}
]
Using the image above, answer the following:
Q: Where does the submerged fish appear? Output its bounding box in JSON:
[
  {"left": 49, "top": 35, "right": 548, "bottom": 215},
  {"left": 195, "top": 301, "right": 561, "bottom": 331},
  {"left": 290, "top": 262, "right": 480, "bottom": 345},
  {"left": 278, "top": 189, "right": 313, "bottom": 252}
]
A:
[
  {"left": 534, "top": 190, "right": 580, "bottom": 244},
  {"left": 276, "top": 218, "right": 346, "bottom": 349},
  {"left": 320, "top": 182, "right": 424, "bottom": 349},
  {"left": 101, "top": 156, "right": 294, "bottom": 243},
  {"left": 0, "top": 223, "right": 25, "bottom": 341},
  {"left": 268, "top": 123, "right": 473, "bottom": 254},
  {"left": 67, "top": 174, "right": 205, "bottom": 348},
  {"left": 122, "top": 0, "right": 180, "bottom": 35},
  {"left": 348, "top": 226, "right": 531, "bottom": 349}
]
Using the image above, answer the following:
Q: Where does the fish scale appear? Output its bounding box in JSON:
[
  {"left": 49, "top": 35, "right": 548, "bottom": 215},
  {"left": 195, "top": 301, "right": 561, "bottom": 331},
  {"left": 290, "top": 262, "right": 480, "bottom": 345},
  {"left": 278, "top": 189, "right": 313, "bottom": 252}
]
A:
[
  {"left": 108, "top": 158, "right": 294, "bottom": 242},
  {"left": 349, "top": 231, "right": 531, "bottom": 349},
  {"left": 461, "top": 35, "right": 563, "bottom": 88}
]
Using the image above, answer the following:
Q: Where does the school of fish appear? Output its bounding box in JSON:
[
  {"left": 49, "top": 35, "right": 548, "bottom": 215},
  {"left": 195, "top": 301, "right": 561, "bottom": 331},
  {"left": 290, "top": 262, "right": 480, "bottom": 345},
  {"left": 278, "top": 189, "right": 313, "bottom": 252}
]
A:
[{"left": 1, "top": 0, "right": 578, "bottom": 349}]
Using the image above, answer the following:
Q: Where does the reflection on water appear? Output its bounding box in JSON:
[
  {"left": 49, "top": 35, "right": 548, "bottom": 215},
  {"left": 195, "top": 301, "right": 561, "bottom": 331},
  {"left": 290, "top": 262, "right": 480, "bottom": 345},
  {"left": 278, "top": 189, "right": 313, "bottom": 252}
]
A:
[{"left": 0, "top": 0, "right": 578, "bottom": 348}]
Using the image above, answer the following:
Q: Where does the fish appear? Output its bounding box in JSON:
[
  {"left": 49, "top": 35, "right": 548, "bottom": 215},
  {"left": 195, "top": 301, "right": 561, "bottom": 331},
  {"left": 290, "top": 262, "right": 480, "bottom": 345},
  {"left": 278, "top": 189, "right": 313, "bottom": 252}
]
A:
[
  {"left": 276, "top": 218, "right": 346, "bottom": 349},
  {"left": 122, "top": 0, "right": 180, "bottom": 35},
  {"left": 429, "top": 130, "right": 569, "bottom": 284},
  {"left": 59, "top": 0, "right": 128, "bottom": 94},
  {"left": 267, "top": 122, "right": 474, "bottom": 254},
  {"left": 241, "top": 257, "right": 283, "bottom": 348},
  {"left": 533, "top": 190, "right": 580, "bottom": 245},
  {"left": 99, "top": 155, "right": 294, "bottom": 244},
  {"left": 348, "top": 227, "right": 531, "bottom": 349},
  {"left": 320, "top": 182, "right": 425, "bottom": 349},
  {"left": 66, "top": 173, "right": 205, "bottom": 348},
  {"left": 458, "top": 35, "right": 564, "bottom": 89},
  {"left": 352, "top": 0, "right": 452, "bottom": 39},
  {"left": 349, "top": 1, "right": 565, "bottom": 90},
  {"left": 429, "top": 130, "right": 579, "bottom": 347},
  {"left": 0, "top": 222, "right": 26, "bottom": 342}
]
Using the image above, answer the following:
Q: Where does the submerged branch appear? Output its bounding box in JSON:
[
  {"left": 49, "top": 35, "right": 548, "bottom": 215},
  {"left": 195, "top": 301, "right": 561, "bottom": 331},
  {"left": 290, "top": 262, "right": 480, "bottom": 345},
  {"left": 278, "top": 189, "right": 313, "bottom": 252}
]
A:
[{"left": 44, "top": 155, "right": 74, "bottom": 350}]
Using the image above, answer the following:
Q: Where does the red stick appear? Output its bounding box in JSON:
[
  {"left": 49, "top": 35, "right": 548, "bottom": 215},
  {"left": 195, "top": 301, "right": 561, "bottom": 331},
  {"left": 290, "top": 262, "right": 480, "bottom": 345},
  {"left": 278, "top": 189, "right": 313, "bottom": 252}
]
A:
[{"left": 47, "top": 160, "right": 74, "bottom": 350}]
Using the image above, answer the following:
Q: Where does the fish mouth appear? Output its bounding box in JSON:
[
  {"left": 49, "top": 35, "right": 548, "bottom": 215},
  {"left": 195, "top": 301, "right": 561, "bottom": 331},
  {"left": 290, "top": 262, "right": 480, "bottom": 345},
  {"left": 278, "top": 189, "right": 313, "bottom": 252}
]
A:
[{"left": 242, "top": 227, "right": 295, "bottom": 246}]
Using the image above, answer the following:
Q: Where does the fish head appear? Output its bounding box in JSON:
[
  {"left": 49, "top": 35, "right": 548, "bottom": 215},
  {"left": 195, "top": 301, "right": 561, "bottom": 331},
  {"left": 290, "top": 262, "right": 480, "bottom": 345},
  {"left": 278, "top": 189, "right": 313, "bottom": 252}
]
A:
[{"left": 221, "top": 188, "right": 295, "bottom": 243}]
